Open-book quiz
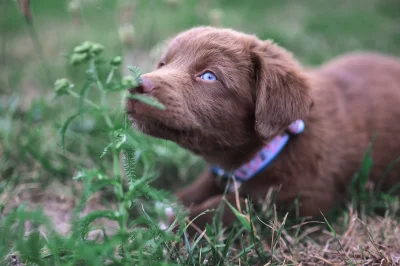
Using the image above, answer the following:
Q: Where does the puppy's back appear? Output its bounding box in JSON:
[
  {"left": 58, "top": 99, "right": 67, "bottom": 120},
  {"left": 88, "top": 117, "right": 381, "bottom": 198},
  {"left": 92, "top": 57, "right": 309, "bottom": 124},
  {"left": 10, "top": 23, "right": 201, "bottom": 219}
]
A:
[{"left": 316, "top": 52, "right": 400, "bottom": 189}]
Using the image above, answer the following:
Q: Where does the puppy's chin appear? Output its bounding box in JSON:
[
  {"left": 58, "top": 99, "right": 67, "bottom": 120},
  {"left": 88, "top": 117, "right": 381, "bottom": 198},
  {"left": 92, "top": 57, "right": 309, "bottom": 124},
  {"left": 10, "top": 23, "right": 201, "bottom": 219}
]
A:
[{"left": 128, "top": 113, "right": 186, "bottom": 141}]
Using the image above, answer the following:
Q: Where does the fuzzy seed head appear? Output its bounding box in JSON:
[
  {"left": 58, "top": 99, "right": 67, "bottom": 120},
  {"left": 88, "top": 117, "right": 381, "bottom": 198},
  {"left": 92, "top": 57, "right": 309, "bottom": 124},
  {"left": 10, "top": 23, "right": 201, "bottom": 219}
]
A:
[
  {"left": 111, "top": 56, "right": 122, "bottom": 66},
  {"left": 54, "top": 78, "right": 73, "bottom": 95},
  {"left": 122, "top": 76, "right": 139, "bottom": 88},
  {"left": 70, "top": 52, "right": 89, "bottom": 65},
  {"left": 73, "top": 41, "right": 92, "bottom": 54},
  {"left": 90, "top": 43, "right": 104, "bottom": 55}
]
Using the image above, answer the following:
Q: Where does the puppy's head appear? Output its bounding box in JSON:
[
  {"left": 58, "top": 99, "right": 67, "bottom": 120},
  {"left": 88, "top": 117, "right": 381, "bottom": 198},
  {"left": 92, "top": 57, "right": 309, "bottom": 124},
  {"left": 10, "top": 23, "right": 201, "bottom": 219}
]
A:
[{"left": 127, "top": 27, "right": 312, "bottom": 157}]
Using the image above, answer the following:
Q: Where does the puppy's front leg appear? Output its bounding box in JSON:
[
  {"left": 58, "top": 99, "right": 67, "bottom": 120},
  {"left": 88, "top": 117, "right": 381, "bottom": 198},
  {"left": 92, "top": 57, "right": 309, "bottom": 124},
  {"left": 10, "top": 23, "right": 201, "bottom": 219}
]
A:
[
  {"left": 185, "top": 193, "right": 244, "bottom": 236},
  {"left": 156, "top": 170, "right": 222, "bottom": 232},
  {"left": 175, "top": 169, "right": 223, "bottom": 207}
]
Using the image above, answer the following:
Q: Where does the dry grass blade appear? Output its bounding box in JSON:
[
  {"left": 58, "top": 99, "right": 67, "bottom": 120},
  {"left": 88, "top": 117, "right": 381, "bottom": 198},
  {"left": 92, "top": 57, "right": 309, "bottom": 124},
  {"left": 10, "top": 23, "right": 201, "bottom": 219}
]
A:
[
  {"left": 320, "top": 211, "right": 357, "bottom": 265},
  {"left": 357, "top": 218, "right": 392, "bottom": 264}
]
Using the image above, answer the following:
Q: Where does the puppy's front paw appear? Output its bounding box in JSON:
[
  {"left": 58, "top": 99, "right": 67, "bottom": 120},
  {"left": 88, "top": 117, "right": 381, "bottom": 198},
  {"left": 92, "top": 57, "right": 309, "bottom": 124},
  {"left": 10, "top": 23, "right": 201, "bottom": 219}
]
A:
[{"left": 154, "top": 201, "right": 176, "bottom": 231}]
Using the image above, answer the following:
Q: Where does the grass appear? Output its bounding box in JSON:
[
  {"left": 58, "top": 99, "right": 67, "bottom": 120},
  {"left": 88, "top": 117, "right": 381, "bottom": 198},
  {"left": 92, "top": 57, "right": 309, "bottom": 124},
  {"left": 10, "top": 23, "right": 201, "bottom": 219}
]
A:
[{"left": 1, "top": 0, "right": 400, "bottom": 265}]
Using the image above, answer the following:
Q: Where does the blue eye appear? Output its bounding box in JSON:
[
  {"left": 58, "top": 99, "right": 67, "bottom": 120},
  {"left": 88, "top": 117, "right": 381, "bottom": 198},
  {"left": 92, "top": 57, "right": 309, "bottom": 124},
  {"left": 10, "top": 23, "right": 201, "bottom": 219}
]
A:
[{"left": 200, "top": 71, "right": 217, "bottom": 81}]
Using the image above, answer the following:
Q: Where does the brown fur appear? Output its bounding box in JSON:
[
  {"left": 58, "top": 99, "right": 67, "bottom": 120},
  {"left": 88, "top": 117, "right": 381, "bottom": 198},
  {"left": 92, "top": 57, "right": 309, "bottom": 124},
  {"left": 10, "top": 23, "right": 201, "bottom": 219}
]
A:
[{"left": 126, "top": 26, "right": 400, "bottom": 233}]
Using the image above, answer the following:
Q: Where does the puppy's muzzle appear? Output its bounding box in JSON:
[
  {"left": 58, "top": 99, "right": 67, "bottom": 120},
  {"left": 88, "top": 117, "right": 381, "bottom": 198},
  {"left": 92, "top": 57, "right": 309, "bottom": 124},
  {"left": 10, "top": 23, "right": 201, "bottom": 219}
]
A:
[{"left": 129, "top": 77, "right": 155, "bottom": 94}]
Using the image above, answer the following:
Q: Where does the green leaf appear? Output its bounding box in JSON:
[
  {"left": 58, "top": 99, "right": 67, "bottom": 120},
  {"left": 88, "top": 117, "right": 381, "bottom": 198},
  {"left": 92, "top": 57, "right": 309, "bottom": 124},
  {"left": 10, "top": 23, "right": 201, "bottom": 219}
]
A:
[
  {"left": 127, "top": 65, "right": 143, "bottom": 84},
  {"left": 377, "top": 156, "right": 400, "bottom": 192},
  {"left": 100, "top": 142, "right": 113, "bottom": 158},
  {"left": 75, "top": 210, "right": 119, "bottom": 239},
  {"left": 123, "top": 148, "right": 136, "bottom": 187},
  {"left": 126, "top": 94, "right": 165, "bottom": 110},
  {"left": 272, "top": 213, "right": 288, "bottom": 253},
  {"left": 190, "top": 228, "right": 207, "bottom": 255},
  {"left": 127, "top": 65, "right": 141, "bottom": 77},
  {"left": 224, "top": 200, "right": 251, "bottom": 231},
  {"left": 349, "top": 136, "right": 376, "bottom": 213},
  {"left": 59, "top": 112, "right": 83, "bottom": 153},
  {"left": 221, "top": 228, "right": 234, "bottom": 263},
  {"left": 183, "top": 231, "right": 194, "bottom": 264},
  {"left": 91, "top": 179, "right": 121, "bottom": 193},
  {"left": 231, "top": 244, "right": 255, "bottom": 260},
  {"left": 320, "top": 211, "right": 337, "bottom": 239},
  {"left": 79, "top": 80, "right": 95, "bottom": 113},
  {"left": 359, "top": 149, "right": 373, "bottom": 189}
]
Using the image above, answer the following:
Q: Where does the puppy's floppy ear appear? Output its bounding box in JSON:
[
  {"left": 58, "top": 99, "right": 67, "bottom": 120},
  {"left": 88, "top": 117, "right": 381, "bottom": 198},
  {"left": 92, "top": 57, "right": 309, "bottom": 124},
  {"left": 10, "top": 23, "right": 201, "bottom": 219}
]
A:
[{"left": 251, "top": 40, "right": 313, "bottom": 140}]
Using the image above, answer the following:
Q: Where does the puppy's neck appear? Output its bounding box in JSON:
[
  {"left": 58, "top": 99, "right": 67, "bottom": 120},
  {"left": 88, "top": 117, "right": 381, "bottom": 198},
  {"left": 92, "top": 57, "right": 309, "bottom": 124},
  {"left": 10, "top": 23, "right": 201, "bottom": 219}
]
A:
[
  {"left": 200, "top": 140, "right": 266, "bottom": 170},
  {"left": 198, "top": 119, "right": 306, "bottom": 170}
]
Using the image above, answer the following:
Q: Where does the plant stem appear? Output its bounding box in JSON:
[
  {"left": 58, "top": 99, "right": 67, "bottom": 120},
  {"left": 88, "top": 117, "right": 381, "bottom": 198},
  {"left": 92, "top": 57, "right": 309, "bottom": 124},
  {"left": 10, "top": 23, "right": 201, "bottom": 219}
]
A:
[
  {"left": 105, "top": 61, "right": 130, "bottom": 261},
  {"left": 111, "top": 143, "right": 132, "bottom": 263},
  {"left": 20, "top": 1, "right": 54, "bottom": 86},
  {"left": 113, "top": 147, "right": 120, "bottom": 179},
  {"left": 97, "top": 79, "right": 114, "bottom": 128},
  {"left": 1, "top": 0, "right": 7, "bottom": 69},
  {"left": 68, "top": 90, "right": 100, "bottom": 110},
  {"left": 89, "top": 58, "right": 114, "bottom": 129},
  {"left": 106, "top": 67, "right": 117, "bottom": 85}
]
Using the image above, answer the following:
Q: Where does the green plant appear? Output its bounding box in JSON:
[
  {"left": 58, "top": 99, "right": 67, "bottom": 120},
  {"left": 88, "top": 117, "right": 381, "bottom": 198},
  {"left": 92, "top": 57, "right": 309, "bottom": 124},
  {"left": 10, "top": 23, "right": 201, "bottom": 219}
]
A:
[
  {"left": 0, "top": 41, "right": 187, "bottom": 265},
  {"left": 349, "top": 137, "right": 400, "bottom": 217}
]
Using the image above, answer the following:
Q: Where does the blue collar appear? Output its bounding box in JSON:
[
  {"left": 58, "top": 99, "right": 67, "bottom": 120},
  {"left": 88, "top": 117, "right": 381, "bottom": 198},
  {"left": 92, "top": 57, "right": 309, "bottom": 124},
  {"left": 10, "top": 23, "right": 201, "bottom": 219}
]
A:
[{"left": 209, "top": 120, "right": 305, "bottom": 190}]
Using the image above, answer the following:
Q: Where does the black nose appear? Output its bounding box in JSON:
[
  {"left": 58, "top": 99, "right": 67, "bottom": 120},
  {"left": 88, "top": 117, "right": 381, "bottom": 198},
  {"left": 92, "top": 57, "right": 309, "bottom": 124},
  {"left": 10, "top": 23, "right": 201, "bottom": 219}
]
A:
[{"left": 129, "top": 77, "right": 155, "bottom": 94}]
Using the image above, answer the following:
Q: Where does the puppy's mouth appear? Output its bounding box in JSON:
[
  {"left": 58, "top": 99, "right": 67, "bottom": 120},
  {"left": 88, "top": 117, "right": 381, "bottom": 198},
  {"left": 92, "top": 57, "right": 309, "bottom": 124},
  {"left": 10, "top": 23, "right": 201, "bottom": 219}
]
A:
[
  {"left": 127, "top": 111, "right": 189, "bottom": 140},
  {"left": 126, "top": 95, "right": 196, "bottom": 145},
  {"left": 127, "top": 104, "right": 208, "bottom": 155}
]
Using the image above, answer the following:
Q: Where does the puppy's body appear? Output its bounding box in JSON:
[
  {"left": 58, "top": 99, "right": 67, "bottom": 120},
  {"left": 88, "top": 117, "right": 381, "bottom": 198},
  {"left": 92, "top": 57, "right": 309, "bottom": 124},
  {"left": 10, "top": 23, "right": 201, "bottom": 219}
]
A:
[
  {"left": 245, "top": 53, "right": 400, "bottom": 214},
  {"left": 127, "top": 27, "right": 400, "bottom": 231}
]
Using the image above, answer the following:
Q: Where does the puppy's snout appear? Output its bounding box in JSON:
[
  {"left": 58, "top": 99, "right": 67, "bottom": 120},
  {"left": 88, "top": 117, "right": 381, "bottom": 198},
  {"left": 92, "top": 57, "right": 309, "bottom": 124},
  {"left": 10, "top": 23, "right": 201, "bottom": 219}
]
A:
[{"left": 129, "top": 77, "right": 155, "bottom": 94}]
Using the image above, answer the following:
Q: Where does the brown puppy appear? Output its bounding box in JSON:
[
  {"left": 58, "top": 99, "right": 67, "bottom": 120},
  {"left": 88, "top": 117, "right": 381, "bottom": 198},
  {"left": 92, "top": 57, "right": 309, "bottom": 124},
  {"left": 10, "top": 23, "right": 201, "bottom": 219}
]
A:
[{"left": 126, "top": 26, "right": 400, "bottom": 232}]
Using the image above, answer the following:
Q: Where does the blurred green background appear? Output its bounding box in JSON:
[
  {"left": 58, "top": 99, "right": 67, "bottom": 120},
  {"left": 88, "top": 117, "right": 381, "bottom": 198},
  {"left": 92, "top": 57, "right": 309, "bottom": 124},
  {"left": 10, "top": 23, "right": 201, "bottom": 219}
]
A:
[
  {"left": 1, "top": 0, "right": 400, "bottom": 191},
  {"left": 2, "top": 0, "right": 400, "bottom": 90}
]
